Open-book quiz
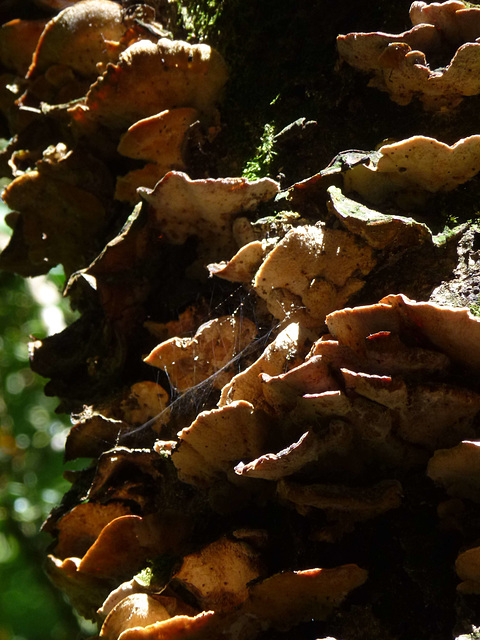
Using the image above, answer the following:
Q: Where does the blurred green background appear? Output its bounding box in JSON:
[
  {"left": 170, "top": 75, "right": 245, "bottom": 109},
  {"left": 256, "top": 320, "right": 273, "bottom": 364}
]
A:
[{"left": 0, "top": 197, "right": 91, "bottom": 639}]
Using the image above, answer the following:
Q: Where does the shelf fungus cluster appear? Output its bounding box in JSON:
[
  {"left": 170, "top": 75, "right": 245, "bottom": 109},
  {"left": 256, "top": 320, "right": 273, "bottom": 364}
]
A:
[
  {"left": 42, "top": 289, "right": 480, "bottom": 639},
  {"left": 295, "top": 133, "right": 480, "bottom": 209},
  {"left": 338, "top": 0, "right": 480, "bottom": 109},
  {"left": 0, "top": 0, "right": 227, "bottom": 276},
  {"left": 3, "top": 1, "right": 480, "bottom": 639}
]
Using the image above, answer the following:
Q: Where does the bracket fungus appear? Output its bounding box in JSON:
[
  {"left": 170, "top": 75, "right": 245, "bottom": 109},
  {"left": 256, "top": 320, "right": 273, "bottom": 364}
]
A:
[
  {"left": 344, "top": 135, "right": 480, "bottom": 205},
  {"left": 427, "top": 440, "right": 480, "bottom": 502},
  {"left": 52, "top": 501, "right": 133, "bottom": 560},
  {"left": 84, "top": 38, "right": 228, "bottom": 129},
  {"left": 144, "top": 315, "right": 257, "bottom": 392},
  {"left": 26, "top": 0, "right": 125, "bottom": 80},
  {"left": 242, "top": 565, "right": 368, "bottom": 630},
  {"left": 456, "top": 546, "right": 480, "bottom": 594},
  {"left": 115, "top": 108, "right": 199, "bottom": 204},
  {"left": 172, "top": 400, "right": 269, "bottom": 486},
  {"left": 6, "top": 2, "right": 480, "bottom": 638},
  {"left": 337, "top": 0, "right": 480, "bottom": 109},
  {"left": 99, "top": 593, "right": 172, "bottom": 640},
  {"left": 253, "top": 224, "right": 376, "bottom": 329},
  {"left": 0, "top": 17, "right": 48, "bottom": 77},
  {"left": 172, "top": 537, "right": 263, "bottom": 611},
  {"left": 139, "top": 171, "right": 279, "bottom": 263}
]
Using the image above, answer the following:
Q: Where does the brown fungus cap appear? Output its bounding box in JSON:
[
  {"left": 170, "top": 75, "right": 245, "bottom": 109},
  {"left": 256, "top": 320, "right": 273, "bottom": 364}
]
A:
[
  {"left": 381, "top": 293, "right": 480, "bottom": 370},
  {"left": 85, "top": 39, "right": 228, "bottom": 129},
  {"left": 173, "top": 537, "right": 263, "bottom": 611},
  {"left": 427, "top": 440, "right": 480, "bottom": 502},
  {"left": 118, "top": 109, "right": 198, "bottom": 164},
  {"left": 78, "top": 513, "right": 188, "bottom": 582},
  {"left": 260, "top": 355, "right": 340, "bottom": 412},
  {"left": 320, "top": 297, "right": 480, "bottom": 451},
  {"left": 345, "top": 135, "right": 480, "bottom": 204},
  {"left": 53, "top": 501, "right": 133, "bottom": 560},
  {"left": 337, "top": 1, "right": 480, "bottom": 109},
  {"left": 278, "top": 478, "right": 403, "bottom": 518},
  {"left": 394, "top": 383, "right": 480, "bottom": 450},
  {"left": 115, "top": 108, "right": 198, "bottom": 204},
  {"left": 253, "top": 225, "right": 376, "bottom": 329},
  {"left": 27, "top": 0, "right": 125, "bottom": 79},
  {"left": 0, "top": 18, "right": 47, "bottom": 76},
  {"left": 455, "top": 545, "right": 480, "bottom": 594},
  {"left": 234, "top": 430, "right": 325, "bottom": 481},
  {"left": 100, "top": 593, "right": 172, "bottom": 640},
  {"left": 140, "top": 171, "right": 279, "bottom": 263},
  {"left": 243, "top": 565, "right": 368, "bottom": 630},
  {"left": 340, "top": 369, "right": 480, "bottom": 451},
  {"left": 325, "top": 293, "right": 480, "bottom": 371},
  {"left": 119, "top": 381, "right": 170, "bottom": 428},
  {"left": 115, "top": 611, "right": 220, "bottom": 640},
  {"left": 172, "top": 400, "right": 269, "bottom": 487},
  {"left": 327, "top": 185, "right": 432, "bottom": 246},
  {"left": 337, "top": 24, "right": 440, "bottom": 73},
  {"left": 207, "top": 240, "right": 268, "bottom": 284},
  {"left": 218, "top": 322, "right": 311, "bottom": 411},
  {"left": 410, "top": 1, "right": 480, "bottom": 45},
  {"left": 144, "top": 315, "right": 257, "bottom": 392}
]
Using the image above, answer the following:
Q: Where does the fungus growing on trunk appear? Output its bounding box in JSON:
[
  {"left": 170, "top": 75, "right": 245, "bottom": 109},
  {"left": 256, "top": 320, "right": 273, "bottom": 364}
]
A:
[
  {"left": 145, "top": 315, "right": 257, "bottom": 392},
  {"left": 84, "top": 38, "right": 228, "bottom": 129},
  {"left": 344, "top": 135, "right": 480, "bottom": 205},
  {"left": 337, "top": 0, "right": 480, "bottom": 109},
  {"left": 115, "top": 108, "right": 199, "bottom": 204}
]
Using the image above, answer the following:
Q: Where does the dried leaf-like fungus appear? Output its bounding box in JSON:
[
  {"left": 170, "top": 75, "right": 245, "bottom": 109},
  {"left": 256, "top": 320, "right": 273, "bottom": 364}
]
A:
[
  {"left": 337, "top": 0, "right": 480, "bottom": 109},
  {"left": 0, "top": 143, "right": 112, "bottom": 276}
]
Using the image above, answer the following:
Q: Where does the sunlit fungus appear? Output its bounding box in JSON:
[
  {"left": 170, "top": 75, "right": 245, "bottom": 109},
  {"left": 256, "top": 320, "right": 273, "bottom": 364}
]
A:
[
  {"left": 337, "top": 0, "right": 480, "bottom": 109},
  {"left": 4, "top": 2, "right": 480, "bottom": 639}
]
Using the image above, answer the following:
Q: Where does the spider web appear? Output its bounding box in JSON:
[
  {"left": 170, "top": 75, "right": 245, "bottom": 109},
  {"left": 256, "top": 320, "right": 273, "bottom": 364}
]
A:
[{"left": 77, "top": 282, "right": 283, "bottom": 453}]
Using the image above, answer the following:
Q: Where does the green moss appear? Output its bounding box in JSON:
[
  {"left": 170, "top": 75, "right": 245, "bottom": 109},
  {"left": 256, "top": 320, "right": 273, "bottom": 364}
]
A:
[
  {"left": 175, "top": 0, "right": 226, "bottom": 39},
  {"left": 135, "top": 552, "right": 180, "bottom": 589},
  {"left": 242, "top": 122, "right": 277, "bottom": 180}
]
